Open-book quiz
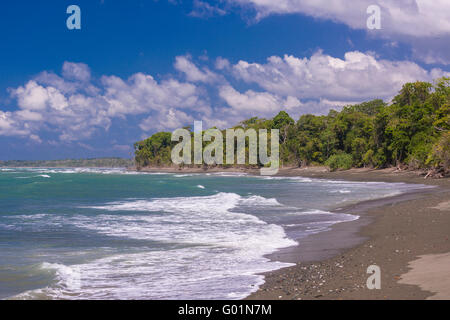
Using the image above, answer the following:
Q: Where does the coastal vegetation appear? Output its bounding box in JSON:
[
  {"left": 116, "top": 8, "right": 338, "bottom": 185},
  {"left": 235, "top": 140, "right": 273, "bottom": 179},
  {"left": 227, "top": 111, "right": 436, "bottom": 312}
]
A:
[{"left": 134, "top": 79, "right": 450, "bottom": 176}]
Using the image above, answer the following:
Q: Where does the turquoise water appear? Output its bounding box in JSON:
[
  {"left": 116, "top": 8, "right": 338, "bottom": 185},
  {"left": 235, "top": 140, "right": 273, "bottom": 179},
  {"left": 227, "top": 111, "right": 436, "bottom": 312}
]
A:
[{"left": 0, "top": 168, "right": 428, "bottom": 299}]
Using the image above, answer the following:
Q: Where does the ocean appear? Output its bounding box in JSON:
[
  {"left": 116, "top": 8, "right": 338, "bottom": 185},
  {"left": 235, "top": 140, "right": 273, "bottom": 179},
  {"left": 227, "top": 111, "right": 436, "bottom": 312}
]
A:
[{"left": 0, "top": 168, "right": 428, "bottom": 300}]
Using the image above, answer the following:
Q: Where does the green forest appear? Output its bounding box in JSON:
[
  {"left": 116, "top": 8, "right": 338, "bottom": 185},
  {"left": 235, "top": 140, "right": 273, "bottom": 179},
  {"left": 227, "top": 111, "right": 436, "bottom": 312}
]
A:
[{"left": 134, "top": 79, "right": 450, "bottom": 176}]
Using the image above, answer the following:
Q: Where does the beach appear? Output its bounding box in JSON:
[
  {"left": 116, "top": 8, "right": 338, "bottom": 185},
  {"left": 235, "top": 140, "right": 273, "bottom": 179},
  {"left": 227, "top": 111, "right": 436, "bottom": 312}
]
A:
[
  {"left": 6, "top": 167, "right": 403, "bottom": 299},
  {"left": 139, "top": 166, "right": 450, "bottom": 300},
  {"left": 247, "top": 168, "right": 450, "bottom": 300},
  {"left": 1, "top": 166, "right": 448, "bottom": 300},
  {"left": 2, "top": 0, "right": 450, "bottom": 305}
]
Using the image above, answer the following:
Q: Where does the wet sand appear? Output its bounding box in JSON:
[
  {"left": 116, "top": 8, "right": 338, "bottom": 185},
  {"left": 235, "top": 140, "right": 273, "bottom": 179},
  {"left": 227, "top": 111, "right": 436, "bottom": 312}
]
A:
[
  {"left": 247, "top": 168, "right": 450, "bottom": 300},
  {"left": 399, "top": 252, "right": 450, "bottom": 300}
]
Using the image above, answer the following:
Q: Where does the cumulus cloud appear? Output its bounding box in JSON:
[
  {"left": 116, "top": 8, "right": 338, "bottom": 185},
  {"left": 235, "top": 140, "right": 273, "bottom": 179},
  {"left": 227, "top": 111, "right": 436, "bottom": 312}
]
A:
[
  {"left": 140, "top": 108, "right": 194, "bottom": 132},
  {"left": 219, "top": 85, "right": 301, "bottom": 116},
  {"left": 215, "top": 57, "right": 231, "bottom": 70},
  {"left": 232, "top": 50, "right": 450, "bottom": 102},
  {"left": 62, "top": 62, "right": 91, "bottom": 82},
  {"left": 174, "top": 55, "right": 220, "bottom": 83},
  {"left": 0, "top": 111, "right": 30, "bottom": 137},
  {"left": 1, "top": 61, "right": 210, "bottom": 142},
  {"left": 16, "top": 110, "right": 44, "bottom": 121},
  {"left": 214, "top": 50, "right": 449, "bottom": 121},
  {"left": 9, "top": 78, "right": 111, "bottom": 142},
  {"left": 29, "top": 134, "right": 42, "bottom": 144},
  {"left": 1, "top": 52, "right": 448, "bottom": 144},
  {"left": 218, "top": 85, "right": 371, "bottom": 121},
  {"left": 102, "top": 72, "right": 206, "bottom": 115}
]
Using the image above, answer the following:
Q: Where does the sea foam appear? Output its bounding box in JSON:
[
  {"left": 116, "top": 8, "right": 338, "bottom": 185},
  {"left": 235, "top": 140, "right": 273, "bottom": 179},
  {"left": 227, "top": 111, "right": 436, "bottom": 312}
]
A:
[{"left": 12, "top": 193, "right": 297, "bottom": 300}]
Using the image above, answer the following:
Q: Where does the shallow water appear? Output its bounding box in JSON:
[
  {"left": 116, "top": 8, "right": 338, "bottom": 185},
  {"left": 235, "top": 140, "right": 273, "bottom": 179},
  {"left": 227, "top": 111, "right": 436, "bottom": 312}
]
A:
[{"left": 0, "top": 168, "right": 430, "bottom": 299}]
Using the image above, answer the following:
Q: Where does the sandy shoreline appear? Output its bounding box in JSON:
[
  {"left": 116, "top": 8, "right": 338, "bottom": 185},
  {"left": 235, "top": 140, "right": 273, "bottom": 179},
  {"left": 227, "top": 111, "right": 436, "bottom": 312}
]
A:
[
  {"left": 7, "top": 165, "right": 448, "bottom": 299},
  {"left": 139, "top": 166, "right": 450, "bottom": 300},
  {"left": 245, "top": 168, "right": 450, "bottom": 300}
]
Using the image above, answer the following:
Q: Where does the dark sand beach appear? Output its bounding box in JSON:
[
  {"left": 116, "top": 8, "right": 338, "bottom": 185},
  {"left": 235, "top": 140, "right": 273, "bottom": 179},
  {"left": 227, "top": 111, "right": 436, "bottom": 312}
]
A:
[
  {"left": 139, "top": 166, "right": 450, "bottom": 300},
  {"left": 247, "top": 167, "right": 450, "bottom": 300}
]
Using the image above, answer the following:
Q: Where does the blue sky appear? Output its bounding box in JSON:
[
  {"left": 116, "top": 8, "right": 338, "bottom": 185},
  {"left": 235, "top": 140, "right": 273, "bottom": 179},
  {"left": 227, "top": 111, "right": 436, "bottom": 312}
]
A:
[{"left": 1, "top": 0, "right": 449, "bottom": 160}]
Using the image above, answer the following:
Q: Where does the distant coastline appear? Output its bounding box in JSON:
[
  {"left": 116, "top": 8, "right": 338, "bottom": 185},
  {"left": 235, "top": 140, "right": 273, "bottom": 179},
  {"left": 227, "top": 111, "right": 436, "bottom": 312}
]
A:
[{"left": 0, "top": 158, "right": 134, "bottom": 168}]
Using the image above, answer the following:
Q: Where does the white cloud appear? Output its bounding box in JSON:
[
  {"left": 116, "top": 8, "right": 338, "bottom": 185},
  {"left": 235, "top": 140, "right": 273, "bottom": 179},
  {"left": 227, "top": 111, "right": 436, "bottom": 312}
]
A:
[
  {"left": 232, "top": 50, "right": 450, "bottom": 102},
  {"left": 1, "top": 61, "right": 210, "bottom": 142},
  {"left": 189, "top": 0, "right": 227, "bottom": 18},
  {"left": 16, "top": 110, "right": 44, "bottom": 121},
  {"left": 410, "top": 39, "right": 450, "bottom": 66},
  {"left": 140, "top": 108, "right": 194, "bottom": 132},
  {"left": 174, "top": 55, "right": 219, "bottom": 83},
  {"left": 215, "top": 57, "right": 231, "bottom": 70},
  {"left": 62, "top": 62, "right": 91, "bottom": 82},
  {"left": 224, "top": 1, "right": 450, "bottom": 65},
  {"left": 0, "top": 111, "right": 30, "bottom": 137},
  {"left": 13, "top": 81, "right": 50, "bottom": 110},
  {"left": 219, "top": 85, "right": 301, "bottom": 116},
  {"left": 229, "top": 0, "right": 450, "bottom": 37},
  {"left": 29, "top": 134, "right": 42, "bottom": 144},
  {"left": 102, "top": 72, "right": 204, "bottom": 115},
  {"left": 215, "top": 50, "right": 449, "bottom": 121},
  {"left": 1, "top": 53, "right": 448, "bottom": 144},
  {"left": 295, "top": 98, "right": 357, "bottom": 116},
  {"left": 218, "top": 85, "right": 364, "bottom": 121}
]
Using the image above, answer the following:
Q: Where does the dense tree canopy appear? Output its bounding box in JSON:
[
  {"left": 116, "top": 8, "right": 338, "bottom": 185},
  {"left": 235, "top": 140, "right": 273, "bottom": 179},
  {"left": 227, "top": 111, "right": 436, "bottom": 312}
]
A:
[{"left": 135, "top": 79, "right": 450, "bottom": 175}]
